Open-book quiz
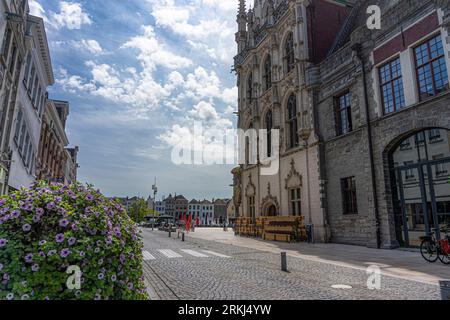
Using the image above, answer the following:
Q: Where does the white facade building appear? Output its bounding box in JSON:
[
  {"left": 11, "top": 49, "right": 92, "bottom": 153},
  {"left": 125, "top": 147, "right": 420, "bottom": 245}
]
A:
[{"left": 8, "top": 15, "right": 53, "bottom": 191}]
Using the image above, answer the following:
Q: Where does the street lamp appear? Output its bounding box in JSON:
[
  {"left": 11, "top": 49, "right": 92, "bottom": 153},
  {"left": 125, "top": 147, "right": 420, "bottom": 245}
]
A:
[{"left": 152, "top": 178, "right": 158, "bottom": 231}]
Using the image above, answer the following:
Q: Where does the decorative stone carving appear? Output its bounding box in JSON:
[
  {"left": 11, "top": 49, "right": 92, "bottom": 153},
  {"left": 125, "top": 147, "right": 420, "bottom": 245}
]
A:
[{"left": 285, "top": 159, "right": 302, "bottom": 189}]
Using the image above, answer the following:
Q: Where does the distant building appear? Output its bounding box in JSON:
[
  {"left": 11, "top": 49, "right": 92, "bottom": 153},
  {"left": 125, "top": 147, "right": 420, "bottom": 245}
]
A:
[
  {"left": 188, "top": 199, "right": 200, "bottom": 221},
  {"left": 155, "top": 199, "right": 166, "bottom": 215},
  {"left": 200, "top": 200, "right": 214, "bottom": 226},
  {"left": 213, "top": 199, "right": 229, "bottom": 225},
  {"left": 64, "top": 146, "right": 79, "bottom": 184},
  {"left": 174, "top": 194, "right": 188, "bottom": 220},
  {"left": 36, "top": 100, "right": 70, "bottom": 183}
]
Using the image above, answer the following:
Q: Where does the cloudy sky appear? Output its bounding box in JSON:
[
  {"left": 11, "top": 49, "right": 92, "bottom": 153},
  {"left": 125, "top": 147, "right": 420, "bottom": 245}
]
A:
[{"left": 29, "top": 0, "right": 246, "bottom": 200}]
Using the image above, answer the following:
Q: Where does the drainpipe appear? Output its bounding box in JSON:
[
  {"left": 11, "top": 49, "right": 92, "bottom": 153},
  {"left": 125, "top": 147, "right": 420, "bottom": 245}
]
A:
[{"left": 352, "top": 43, "right": 381, "bottom": 249}]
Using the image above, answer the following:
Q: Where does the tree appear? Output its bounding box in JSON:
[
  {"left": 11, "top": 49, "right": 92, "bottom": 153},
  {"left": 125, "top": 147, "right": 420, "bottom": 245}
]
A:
[{"left": 128, "top": 198, "right": 151, "bottom": 223}]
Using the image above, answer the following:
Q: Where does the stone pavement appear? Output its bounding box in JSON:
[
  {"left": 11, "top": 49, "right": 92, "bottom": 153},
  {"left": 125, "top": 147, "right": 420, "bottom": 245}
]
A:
[
  {"left": 140, "top": 228, "right": 446, "bottom": 300},
  {"left": 188, "top": 228, "right": 450, "bottom": 285}
]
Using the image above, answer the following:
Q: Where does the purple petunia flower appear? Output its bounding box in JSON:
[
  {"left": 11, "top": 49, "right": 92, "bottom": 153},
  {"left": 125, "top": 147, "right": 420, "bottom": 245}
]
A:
[
  {"left": 59, "top": 219, "right": 69, "bottom": 228},
  {"left": 39, "top": 240, "right": 47, "bottom": 246},
  {"left": 36, "top": 208, "right": 44, "bottom": 215},
  {"left": 25, "top": 253, "right": 33, "bottom": 263},
  {"left": 54, "top": 196, "right": 62, "bottom": 203},
  {"left": 79, "top": 251, "right": 85, "bottom": 257},
  {"left": 46, "top": 202, "right": 56, "bottom": 210},
  {"left": 0, "top": 239, "right": 7, "bottom": 247},
  {"left": 3, "top": 273, "right": 10, "bottom": 280},
  {"left": 98, "top": 259, "right": 104, "bottom": 265},
  {"left": 22, "top": 224, "right": 31, "bottom": 232},
  {"left": 0, "top": 199, "right": 5, "bottom": 207},
  {"left": 6, "top": 293, "right": 14, "bottom": 300},
  {"left": 68, "top": 237, "right": 76, "bottom": 246},
  {"left": 111, "top": 274, "right": 117, "bottom": 282},
  {"left": 94, "top": 294, "right": 101, "bottom": 300},
  {"left": 21, "top": 294, "right": 30, "bottom": 300},
  {"left": 11, "top": 210, "right": 20, "bottom": 219},
  {"left": 86, "top": 194, "right": 94, "bottom": 201},
  {"left": 32, "top": 215, "right": 41, "bottom": 223},
  {"left": 60, "top": 249, "right": 70, "bottom": 258},
  {"left": 0, "top": 263, "right": 3, "bottom": 271},
  {"left": 55, "top": 233, "right": 65, "bottom": 243},
  {"left": 39, "top": 251, "right": 45, "bottom": 258},
  {"left": 47, "top": 250, "right": 57, "bottom": 257},
  {"left": 31, "top": 264, "right": 39, "bottom": 272},
  {"left": 127, "top": 283, "right": 134, "bottom": 290},
  {"left": 98, "top": 273, "right": 104, "bottom": 280}
]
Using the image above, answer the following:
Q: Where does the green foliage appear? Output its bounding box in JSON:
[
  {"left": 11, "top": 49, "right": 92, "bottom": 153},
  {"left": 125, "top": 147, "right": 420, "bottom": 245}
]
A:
[
  {"left": 128, "top": 199, "right": 152, "bottom": 224},
  {"left": 0, "top": 181, "right": 148, "bottom": 300}
]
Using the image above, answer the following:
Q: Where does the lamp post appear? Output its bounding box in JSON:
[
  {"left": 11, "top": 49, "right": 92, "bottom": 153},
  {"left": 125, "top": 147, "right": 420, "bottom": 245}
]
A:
[{"left": 152, "top": 178, "right": 158, "bottom": 231}]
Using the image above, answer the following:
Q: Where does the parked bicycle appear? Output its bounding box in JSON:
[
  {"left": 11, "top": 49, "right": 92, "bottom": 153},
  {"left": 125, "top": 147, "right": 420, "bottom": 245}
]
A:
[{"left": 420, "top": 224, "right": 450, "bottom": 265}]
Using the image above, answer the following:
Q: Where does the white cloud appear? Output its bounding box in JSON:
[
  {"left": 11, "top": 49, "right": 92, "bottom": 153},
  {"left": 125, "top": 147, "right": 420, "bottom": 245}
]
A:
[
  {"left": 49, "top": 2, "right": 92, "bottom": 30},
  {"left": 122, "top": 25, "right": 192, "bottom": 71},
  {"left": 28, "top": 0, "right": 45, "bottom": 17},
  {"left": 75, "top": 39, "right": 103, "bottom": 55}
]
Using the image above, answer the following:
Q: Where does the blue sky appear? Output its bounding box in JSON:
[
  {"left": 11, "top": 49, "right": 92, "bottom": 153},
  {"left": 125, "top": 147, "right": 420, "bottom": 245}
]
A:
[{"left": 29, "top": 0, "right": 244, "bottom": 200}]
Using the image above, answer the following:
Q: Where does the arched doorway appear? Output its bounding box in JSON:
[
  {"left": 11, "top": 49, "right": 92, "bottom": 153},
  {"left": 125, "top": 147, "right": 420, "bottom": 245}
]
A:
[
  {"left": 390, "top": 128, "right": 450, "bottom": 247},
  {"left": 266, "top": 204, "right": 278, "bottom": 217}
]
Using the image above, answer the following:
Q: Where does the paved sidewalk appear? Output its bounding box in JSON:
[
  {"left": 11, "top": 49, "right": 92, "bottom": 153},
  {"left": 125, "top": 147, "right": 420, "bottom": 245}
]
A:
[{"left": 188, "top": 228, "right": 450, "bottom": 285}]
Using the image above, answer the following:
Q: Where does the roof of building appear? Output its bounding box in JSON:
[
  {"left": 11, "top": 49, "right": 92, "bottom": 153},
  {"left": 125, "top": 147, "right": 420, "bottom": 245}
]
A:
[{"left": 28, "top": 15, "right": 54, "bottom": 85}]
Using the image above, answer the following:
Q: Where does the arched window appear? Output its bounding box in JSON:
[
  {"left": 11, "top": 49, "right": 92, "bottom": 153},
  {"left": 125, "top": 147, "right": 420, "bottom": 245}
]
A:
[
  {"left": 284, "top": 33, "right": 295, "bottom": 74},
  {"left": 287, "top": 94, "right": 299, "bottom": 149},
  {"left": 265, "top": 110, "right": 273, "bottom": 157},
  {"left": 263, "top": 55, "right": 272, "bottom": 91},
  {"left": 246, "top": 72, "right": 253, "bottom": 102}
]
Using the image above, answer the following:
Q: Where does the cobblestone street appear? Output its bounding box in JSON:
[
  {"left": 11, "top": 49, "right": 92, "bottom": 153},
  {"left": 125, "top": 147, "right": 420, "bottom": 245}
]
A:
[{"left": 141, "top": 228, "right": 445, "bottom": 300}]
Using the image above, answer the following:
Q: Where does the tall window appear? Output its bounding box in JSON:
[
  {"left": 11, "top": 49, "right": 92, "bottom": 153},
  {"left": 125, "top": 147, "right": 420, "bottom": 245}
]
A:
[
  {"left": 284, "top": 32, "right": 295, "bottom": 74},
  {"left": 379, "top": 57, "right": 405, "bottom": 114},
  {"left": 265, "top": 110, "right": 273, "bottom": 157},
  {"left": 248, "top": 196, "right": 255, "bottom": 222},
  {"left": 246, "top": 72, "right": 253, "bottom": 102},
  {"left": 287, "top": 94, "right": 299, "bottom": 149},
  {"left": 289, "top": 188, "right": 301, "bottom": 216},
  {"left": 263, "top": 55, "right": 272, "bottom": 91},
  {"left": 14, "top": 110, "right": 22, "bottom": 142},
  {"left": 335, "top": 92, "right": 352, "bottom": 136},
  {"left": 341, "top": 177, "right": 358, "bottom": 215},
  {"left": 414, "top": 34, "right": 449, "bottom": 100},
  {"left": 1, "top": 29, "right": 12, "bottom": 61}
]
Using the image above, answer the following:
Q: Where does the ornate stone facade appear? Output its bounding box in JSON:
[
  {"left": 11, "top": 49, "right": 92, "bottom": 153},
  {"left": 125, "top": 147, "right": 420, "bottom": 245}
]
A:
[
  {"left": 233, "top": 0, "right": 351, "bottom": 242},
  {"left": 234, "top": 0, "right": 450, "bottom": 247}
]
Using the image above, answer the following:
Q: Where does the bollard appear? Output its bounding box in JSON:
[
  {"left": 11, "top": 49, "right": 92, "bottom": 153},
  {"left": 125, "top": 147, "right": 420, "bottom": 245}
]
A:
[
  {"left": 440, "top": 280, "right": 450, "bottom": 300},
  {"left": 182, "top": 232, "right": 185, "bottom": 242},
  {"left": 281, "top": 252, "right": 288, "bottom": 272},
  {"left": 168, "top": 230, "right": 171, "bottom": 238}
]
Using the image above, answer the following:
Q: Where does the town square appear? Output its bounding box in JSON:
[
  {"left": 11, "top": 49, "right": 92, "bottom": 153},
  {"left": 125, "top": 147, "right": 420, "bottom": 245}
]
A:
[{"left": 0, "top": 0, "right": 450, "bottom": 306}]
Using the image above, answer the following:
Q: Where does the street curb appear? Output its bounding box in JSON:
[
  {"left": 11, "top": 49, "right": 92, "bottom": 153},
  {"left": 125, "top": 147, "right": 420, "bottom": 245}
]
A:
[{"left": 144, "top": 277, "right": 160, "bottom": 300}]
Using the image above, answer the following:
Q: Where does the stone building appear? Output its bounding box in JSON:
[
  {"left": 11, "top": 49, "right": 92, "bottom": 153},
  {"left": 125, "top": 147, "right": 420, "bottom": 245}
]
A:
[
  {"left": 233, "top": 0, "right": 450, "bottom": 248},
  {"left": 0, "top": 0, "right": 29, "bottom": 195},
  {"left": 233, "top": 0, "right": 352, "bottom": 242},
  {"left": 8, "top": 14, "right": 53, "bottom": 192},
  {"left": 316, "top": 0, "right": 450, "bottom": 248}
]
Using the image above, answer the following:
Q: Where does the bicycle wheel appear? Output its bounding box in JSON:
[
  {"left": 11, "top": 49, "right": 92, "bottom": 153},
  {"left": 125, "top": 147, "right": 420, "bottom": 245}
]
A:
[
  {"left": 420, "top": 240, "right": 439, "bottom": 263},
  {"left": 438, "top": 250, "right": 450, "bottom": 265}
]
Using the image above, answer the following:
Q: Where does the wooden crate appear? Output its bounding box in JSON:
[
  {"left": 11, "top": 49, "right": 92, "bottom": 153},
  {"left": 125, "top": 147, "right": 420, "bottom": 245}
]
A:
[{"left": 264, "top": 233, "right": 291, "bottom": 242}]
